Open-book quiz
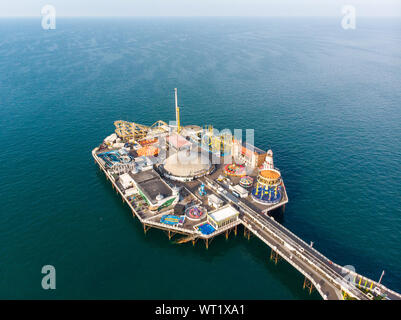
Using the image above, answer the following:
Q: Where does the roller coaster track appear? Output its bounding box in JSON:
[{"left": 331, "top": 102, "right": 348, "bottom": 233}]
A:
[{"left": 114, "top": 120, "right": 169, "bottom": 142}]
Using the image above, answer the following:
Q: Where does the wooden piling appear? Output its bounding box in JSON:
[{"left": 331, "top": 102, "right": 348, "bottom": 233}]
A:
[
  {"left": 303, "top": 277, "right": 314, "bottom": 294},
  {"left": 270, "top": 249, "right": 280, "bottom": 265}
]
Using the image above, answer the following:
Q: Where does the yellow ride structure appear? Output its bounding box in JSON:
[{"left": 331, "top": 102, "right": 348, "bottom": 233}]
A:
[
  {"left": 175, "top": 88, "right": 181, "bottom": 134},
  {"left": 202, "top": 125, "right": 233, "bottom": 155},
  {"left": 114, "top": 120, "right": 168, "bottom": 143}
]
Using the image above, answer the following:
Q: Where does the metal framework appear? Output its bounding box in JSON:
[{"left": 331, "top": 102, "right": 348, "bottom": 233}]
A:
[
  {"left": 270, "top": 249, "right": 281, "bottom": 265},
  {"left": 303, "top": 276, "right": 314, "bottom": 294},
  {"left": 114, "top": 120, "right": 168, "bottom": 142},
  {"left": 201, "top": 125, "right": 233, "bottom": 154}
]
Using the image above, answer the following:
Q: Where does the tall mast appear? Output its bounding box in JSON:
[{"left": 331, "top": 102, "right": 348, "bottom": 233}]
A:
[{"left": 175, "top": 88, "right": 181, "bottom": 133}]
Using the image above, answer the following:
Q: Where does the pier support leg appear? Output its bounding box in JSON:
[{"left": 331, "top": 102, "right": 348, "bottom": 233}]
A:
[
  {"left": 225, "top": 230, "right": 229, "bottom": 240},
  {"left": 192, "top": 239, "right": 196, "bottom": 247},
  {"left": 144, "top": 225, "right": 150, "bottom": 235},
  {"left": 167, "top": 231, "right": 176, "bottom": 240},
  {"left": 270, "top": 249, "right": 281, "bottom": 265},
  {"left": 243, "top": 227, "right": 250, "bottom": 240},
  {"left": 234, "top": 225, "right": 237, "bottom": 236},
  {"left": 206, "top": 239, "right": 209, "bottom": 250},
  {"left": 303, "top": 277, "right": 314, "bottom": 294}
]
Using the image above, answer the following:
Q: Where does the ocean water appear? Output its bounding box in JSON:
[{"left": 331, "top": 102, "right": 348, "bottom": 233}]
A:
[{"left": 0, "top": 17, "right": 400, "bottom": 299}]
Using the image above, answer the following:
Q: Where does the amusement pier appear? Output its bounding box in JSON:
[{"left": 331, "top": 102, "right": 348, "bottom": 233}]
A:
[{"left": 92, "top": 89, "right": 401, "bottom": 300}]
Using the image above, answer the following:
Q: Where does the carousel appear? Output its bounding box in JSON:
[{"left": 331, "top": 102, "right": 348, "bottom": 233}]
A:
[
  {"left": 224, "top": 163, "right": 246, "bottom": 177},
  {"left": 239, "top": 176, "right": 254, "bottom": 188},
  {"left": 185, "top": 205, "right": 207, "bottom": 221},
  {"left": 251, "top": 168, "right": 283, "bottom": 205}
]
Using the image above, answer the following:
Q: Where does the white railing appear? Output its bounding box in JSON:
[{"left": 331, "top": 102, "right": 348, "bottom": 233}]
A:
[
  {"left": 241, "top": 217, "right": 329, "bottom": 299},
  {"left": 240, "top": 212, "right": 358, "bottom": 298}
]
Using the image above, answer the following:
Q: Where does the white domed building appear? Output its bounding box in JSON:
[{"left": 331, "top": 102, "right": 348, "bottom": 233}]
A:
[{"left": 163, "top": 150, "right": 213, "bottom": 181}]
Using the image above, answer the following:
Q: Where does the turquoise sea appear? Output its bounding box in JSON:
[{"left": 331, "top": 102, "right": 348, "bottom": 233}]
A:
[{"left": 0, "top": 17, "right": 400, "bottom": 299}]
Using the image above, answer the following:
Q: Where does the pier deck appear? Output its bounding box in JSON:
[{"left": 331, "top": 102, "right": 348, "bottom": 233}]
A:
[{"left": 92, "top": 147, "right": 401, "bottom": 301}]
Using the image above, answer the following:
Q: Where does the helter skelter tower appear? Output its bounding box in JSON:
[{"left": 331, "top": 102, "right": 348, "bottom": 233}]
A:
[{"left": 174, "top": 88, "right": 181, "bottom": 133}]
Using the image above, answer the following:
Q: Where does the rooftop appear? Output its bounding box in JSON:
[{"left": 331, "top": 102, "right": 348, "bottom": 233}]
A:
[
  {"left": 233, "top": 184, "right": 248, "bottom": 195},
  {"left": 260, "top": 169, "right": 281, "bottom": 180},
  {"left": 164, "top": 150, "right": 211, "bottom": 177},
  {"left": 166, "top": 133, "right": 192, "bottom": 149},
  {"left": 208, "top": 193, "right": 224, "bottom": 204},
  {"left": 119, "top": 172, "right": 135, "bottom": 189},
  {"left": 233, "top": 139, "right": 266, "bottom": 155},
  {"left": 130, "top": 169, "right": 173, "bottom": 204},
  {"left": 243, "top": 141, "right": 266, "bottom": 155},
  {"left": 208, "top": 205, "right": 239, "bottom": 222}
]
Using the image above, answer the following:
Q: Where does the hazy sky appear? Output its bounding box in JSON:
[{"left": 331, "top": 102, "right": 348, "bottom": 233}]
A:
[{"left": 1, "top": 0, "right": 400, "bottom": 17}]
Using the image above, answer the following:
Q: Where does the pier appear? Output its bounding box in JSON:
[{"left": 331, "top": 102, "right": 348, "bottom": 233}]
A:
[
  {"left": 92, "top": 88, "right": 400, "bottom": 300},
  {"left": 93, "top": 147, "right": 401, "bottom": 301}
]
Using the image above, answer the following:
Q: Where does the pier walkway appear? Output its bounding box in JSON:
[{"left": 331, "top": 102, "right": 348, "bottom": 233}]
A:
[{"left": 203, "top": 177, "right": 401, "bottom": 300}]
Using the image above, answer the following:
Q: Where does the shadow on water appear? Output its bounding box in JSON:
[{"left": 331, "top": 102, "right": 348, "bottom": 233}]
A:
[{"left": 267, "top": 205, "right": 285, "bottom": 223}]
